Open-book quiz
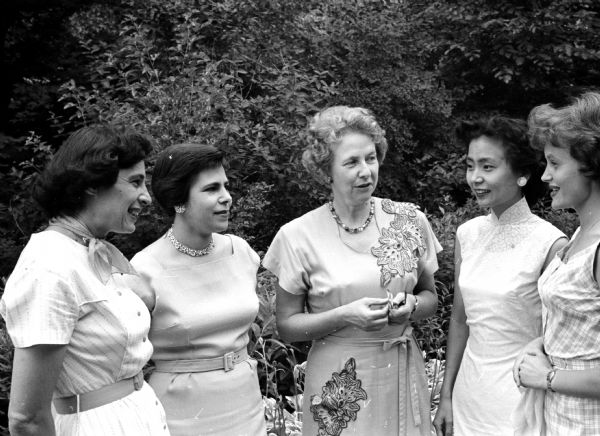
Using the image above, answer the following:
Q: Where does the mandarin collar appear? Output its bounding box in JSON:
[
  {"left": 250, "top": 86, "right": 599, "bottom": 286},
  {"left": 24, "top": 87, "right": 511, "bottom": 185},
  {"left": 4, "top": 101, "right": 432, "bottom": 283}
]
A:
[{"left": 489, "top": 196, "right": 531, "bottom": 225}]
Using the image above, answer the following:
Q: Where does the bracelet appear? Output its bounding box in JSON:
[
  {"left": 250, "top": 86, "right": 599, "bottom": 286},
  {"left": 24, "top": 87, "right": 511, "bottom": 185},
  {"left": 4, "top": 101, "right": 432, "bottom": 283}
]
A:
[{"left": 546, "top": 368, "right": 557, "bottom": 392}]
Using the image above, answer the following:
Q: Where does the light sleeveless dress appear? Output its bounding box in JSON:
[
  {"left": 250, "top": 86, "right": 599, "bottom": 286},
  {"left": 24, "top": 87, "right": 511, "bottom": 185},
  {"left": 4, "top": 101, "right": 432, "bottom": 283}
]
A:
[
  {"left": 131, "top": 234, "right": 267, "bottom": 436},
  {"left": 263, "top": 197, "right": 442, "bottom": 436},
  {"left": 539, "top": 228, "right": 600, "bottom": 435},
  {"left": 452, "top": 198, "right": 564, "bottom": 435}
]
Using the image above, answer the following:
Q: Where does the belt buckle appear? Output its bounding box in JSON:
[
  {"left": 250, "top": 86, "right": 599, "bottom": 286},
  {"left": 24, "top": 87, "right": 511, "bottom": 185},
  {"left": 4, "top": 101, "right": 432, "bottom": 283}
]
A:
[{"left": 223, "top": 351, "right": 235, "bottom": 372}]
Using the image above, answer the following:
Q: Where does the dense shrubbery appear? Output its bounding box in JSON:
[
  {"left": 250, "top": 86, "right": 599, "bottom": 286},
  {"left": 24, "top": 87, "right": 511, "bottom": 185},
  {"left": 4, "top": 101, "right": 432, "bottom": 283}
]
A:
[{"left": 0, "top": 0, "right": 593, "bottom": 432}]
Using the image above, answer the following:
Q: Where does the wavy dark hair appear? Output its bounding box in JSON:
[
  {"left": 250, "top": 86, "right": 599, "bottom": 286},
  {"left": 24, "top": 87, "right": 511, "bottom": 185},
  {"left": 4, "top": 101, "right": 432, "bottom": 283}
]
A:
[
  {"left": 33, "top": 124, "right": 153, "bottom": 218},
  {"left": 529, "top": 91, "right": 600, "bottom": 182},
  {"left": 456, "top": 116, "right": 546, "bottom": 206},
  {"left": 151, "top": 143, "right": 225, "bottom": 217}
]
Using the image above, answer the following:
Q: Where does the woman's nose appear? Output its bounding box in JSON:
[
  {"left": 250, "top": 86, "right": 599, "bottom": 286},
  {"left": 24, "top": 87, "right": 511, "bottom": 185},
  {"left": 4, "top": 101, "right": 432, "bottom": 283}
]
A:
[
  {"left": 470, "top": 170, "right": 483, "bottom": 184},
  {"left": 541, "top": 166, "right": 551, "bottom": 182},
  {"left": 139, "top": 185, "right": 152, "bottom": 206},
  {"left": 220, "top": 188, "right": 232, "bottom": 204}
]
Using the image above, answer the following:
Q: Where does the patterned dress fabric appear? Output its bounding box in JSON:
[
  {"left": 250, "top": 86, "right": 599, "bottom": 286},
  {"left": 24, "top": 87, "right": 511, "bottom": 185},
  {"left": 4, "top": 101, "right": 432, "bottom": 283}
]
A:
[
  {"left": 263, "top": 198, "right": 441, "bottom": 436},
  {"left": 538, "top": 228, "right": 600, "bottom": 435},
  {"left": 131, "top": 234, "right": 267, "bottom": 436},
  {"left": 451, "top": 198, "right": 565, "bottom": 435},
  {"left": 0, "top": 230, "right": 169, "bottom": 435}
]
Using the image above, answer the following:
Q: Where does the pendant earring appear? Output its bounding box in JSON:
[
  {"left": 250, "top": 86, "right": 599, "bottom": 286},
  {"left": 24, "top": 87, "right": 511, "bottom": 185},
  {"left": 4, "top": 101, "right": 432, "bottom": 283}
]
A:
[
  {"left": 517, "top": 177, "right": 527, "bottom": 187},
  {"left": 175, "top": 204, "right": 186, "bottom": 214}
]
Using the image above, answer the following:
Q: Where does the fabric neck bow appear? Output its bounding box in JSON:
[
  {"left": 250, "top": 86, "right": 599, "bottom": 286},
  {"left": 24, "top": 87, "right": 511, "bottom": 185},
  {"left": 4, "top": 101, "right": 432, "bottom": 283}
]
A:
[{"left": 49, "top": 216, "right": 137, "bottom": 284}]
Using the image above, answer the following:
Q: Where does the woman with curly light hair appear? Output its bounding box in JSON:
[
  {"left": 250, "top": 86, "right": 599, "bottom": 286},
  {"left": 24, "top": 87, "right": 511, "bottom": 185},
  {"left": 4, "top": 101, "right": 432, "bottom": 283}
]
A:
[
  {"left": 263, "top": 106, "right": 441, "bottom": 435},
  {"left": 515, "top": 92, "right": 600, "bottom": 435}
]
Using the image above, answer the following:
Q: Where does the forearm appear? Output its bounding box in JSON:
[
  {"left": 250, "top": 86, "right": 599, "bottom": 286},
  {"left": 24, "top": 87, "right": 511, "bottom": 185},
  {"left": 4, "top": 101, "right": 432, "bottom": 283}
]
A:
[
  {"left": 9, "top": 411, "right": 55, "bottom": 436},
  {"left": 410, "top": 289, "right": 438, "bottom": 321},
  {"left": 278, "top": 305, "right": 350, "bottom": 342},
  {"left": 546, "top": 367, "right": 600, "bottom": 399},
  {"left": 439, "top": 317, "right": 469, "bottom": 399}
]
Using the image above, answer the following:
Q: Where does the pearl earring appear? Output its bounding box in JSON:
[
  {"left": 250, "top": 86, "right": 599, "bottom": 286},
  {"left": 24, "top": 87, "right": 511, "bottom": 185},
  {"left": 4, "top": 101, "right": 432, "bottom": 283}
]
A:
[
  {"left": 517, "top": 177, "right": 527, "bottom": 187},
  {"left": 175, "top": 205, "right": 186, "bottom": 214}
]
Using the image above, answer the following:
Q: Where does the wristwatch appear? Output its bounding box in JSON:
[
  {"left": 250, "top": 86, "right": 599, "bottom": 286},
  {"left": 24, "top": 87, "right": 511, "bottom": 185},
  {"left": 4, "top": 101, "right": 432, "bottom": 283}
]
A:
[{"left": 546, "top": 368, "right": 557, "bottom": 392}]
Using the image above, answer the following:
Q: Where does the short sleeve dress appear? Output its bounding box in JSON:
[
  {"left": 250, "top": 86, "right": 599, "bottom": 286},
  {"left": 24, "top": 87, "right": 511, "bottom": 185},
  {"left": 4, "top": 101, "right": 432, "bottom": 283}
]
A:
[
  {"left": 263, "top": 197, "right": 442, "bottom": 436},
  {"left": 538, "top": 229, "right": 600, "bottom": 435},
  {"left": 0, "top": 230, "right": 169, "bottom": 436},
  {"left": 130, "top": 234, "right": 267, "bottom": 436},
  {"left": 451, "top": 197, "right": 565, "bottom": 435}
]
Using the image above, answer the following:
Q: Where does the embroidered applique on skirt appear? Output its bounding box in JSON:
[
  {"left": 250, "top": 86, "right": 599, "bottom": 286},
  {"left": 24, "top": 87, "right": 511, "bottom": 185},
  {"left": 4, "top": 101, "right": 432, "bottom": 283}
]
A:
[{"left": 302, "top": 333, "right": 431, "bottom": 436}]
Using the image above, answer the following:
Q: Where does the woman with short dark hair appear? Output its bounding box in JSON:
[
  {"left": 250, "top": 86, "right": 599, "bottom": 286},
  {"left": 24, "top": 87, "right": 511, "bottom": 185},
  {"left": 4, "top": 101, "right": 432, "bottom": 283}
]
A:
[
  {"left": 1, "top": 125, "right": 169, "bottom": 435},
  {"left": 131, "top": 143, "right": 266, "bottom": 436},
  {"left": 515, "top": 92, "right": 600, "bottom": 435},
  {"left": 433, "top": 116, "right": 566, "bottom": 436}
]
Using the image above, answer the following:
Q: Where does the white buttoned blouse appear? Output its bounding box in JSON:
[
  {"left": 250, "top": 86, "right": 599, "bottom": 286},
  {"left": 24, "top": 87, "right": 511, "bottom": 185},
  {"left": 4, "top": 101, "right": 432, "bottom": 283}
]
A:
[{"left": 0, "top": 230, "right": 153, "bottom": 398}]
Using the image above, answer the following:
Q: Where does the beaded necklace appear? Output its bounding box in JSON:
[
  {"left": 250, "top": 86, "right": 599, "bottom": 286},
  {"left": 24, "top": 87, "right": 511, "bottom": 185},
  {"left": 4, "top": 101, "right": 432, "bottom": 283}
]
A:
[
  {"left": 167, "top": 227, "right": 214, "bottom": 257},
  {"left": 328, "top": 199, "right": 375, "bottom": 233}
]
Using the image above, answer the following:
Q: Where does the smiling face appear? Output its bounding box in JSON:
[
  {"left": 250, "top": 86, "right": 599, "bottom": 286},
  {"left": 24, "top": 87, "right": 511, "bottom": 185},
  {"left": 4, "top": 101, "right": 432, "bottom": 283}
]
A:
[
  {"left": 542, "top": 143, "right": 594, "bottom": 211},
  {"left": 89, "top": 161, "right": 151, "bottom": 236},
  {"left": 466, "top": 135, "right": 523, "bottom": 217},
  {"left": 330, "top": 132, "right": 379, "bottom": 205},
  {"left": 179, "top": 165, "right": 232, "bottom": 237}
]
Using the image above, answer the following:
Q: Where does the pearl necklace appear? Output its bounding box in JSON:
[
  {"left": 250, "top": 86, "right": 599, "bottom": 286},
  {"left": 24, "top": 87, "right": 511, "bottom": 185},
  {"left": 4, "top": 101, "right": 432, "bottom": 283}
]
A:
[
  {"left": 167, "top": 227, "right": 214, "bottom": 257},
  {"left": 328, "top": 199, "right": 375, "bottom": 233}
]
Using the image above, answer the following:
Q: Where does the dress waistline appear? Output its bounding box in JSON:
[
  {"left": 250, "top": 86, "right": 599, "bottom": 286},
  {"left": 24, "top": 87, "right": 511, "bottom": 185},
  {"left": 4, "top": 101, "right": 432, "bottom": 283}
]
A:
[
  {"left": 154, "top": 347, "right": 249, "bottom": 373},
  {"left": 53, "top": 372, "right": 143, "bottom": 414}
]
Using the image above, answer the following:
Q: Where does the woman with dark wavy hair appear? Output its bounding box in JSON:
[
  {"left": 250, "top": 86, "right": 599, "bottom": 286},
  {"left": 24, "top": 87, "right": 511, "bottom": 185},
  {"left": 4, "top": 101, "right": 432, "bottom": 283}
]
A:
[
  {"left": 131, "top": 143, "right": 266, "bottom": 436},
  {"left": 515, "top": 92, "right": 600, "bottom": 435},
  {"left": 0, "top": 125, "right": 169, "bottom": 436},
  {"left": 434, "top": 116, "right": 566, "bottom": 436}
]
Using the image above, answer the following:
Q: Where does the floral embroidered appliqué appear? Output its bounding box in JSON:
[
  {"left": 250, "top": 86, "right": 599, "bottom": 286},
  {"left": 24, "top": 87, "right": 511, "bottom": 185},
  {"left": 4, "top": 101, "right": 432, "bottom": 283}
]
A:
[
  {"left": 371, "top": 199, "right": 425, "bottom": 287},
  {"left": 310, "top": 357, "right": 367, "bottom": 436}
]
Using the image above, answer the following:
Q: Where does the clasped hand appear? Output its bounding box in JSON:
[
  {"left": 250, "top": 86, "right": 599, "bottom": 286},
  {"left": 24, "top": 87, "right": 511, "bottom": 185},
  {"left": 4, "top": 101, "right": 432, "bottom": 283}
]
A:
[
  {"left": 344, "top": 297, "right": 389, "bottom": 331},
  {"left": 513, "top": 337, "right": 552, "bottom": 390},
  {"left": 387, "top": 290, "right": 416, "bottom": 325},
  {"left": 344, "top": 291, "right": 416, "bottom": 331}
]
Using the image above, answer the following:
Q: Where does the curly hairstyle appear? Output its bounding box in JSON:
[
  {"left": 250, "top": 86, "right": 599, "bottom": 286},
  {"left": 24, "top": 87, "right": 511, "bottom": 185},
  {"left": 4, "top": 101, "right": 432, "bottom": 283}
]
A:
[
  {"left": 528, "top": 91, "right": 600, "bottom": 182},
  {"left": 456, "top": 116, "right": 546, "bottom": 205},
  {"left": 33, "top": 124, "right": 153, "bottom": 218},
  {"left": 302, "top": 106, "right": 388, "bottom": 185},
  {"left": 151, "top": 143, "right": 225, "bottom": 216}
]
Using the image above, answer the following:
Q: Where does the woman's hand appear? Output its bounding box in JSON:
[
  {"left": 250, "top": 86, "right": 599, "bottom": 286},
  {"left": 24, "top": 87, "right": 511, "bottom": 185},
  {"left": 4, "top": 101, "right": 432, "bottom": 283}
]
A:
[
  {"left": 513, "top": 337, "right": 544, "bottom": 387},
  {"left": 387, "top": 292, "right": 416, "bottom": 325},
  {"left": 517, "top": 348, "right": 552, "bottom": 390},
  {"left": 433, "top": 396, "right": 453, "bottom": 436},
  {"left": 343, "top": 297, "right": 389, "bottom": 331}
]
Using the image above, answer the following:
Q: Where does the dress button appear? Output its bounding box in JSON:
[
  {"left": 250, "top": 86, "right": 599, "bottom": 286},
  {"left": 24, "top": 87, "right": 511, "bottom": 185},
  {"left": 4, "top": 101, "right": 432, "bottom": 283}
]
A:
[
  {"left": 143, "top": 337, "right": 147, "bottom": 342},
  {"left": 137, "top": 311, "right": 141, "bottom": 316},
  {"left": 117, "top": 291, "right": 122, "bottom": 296}
]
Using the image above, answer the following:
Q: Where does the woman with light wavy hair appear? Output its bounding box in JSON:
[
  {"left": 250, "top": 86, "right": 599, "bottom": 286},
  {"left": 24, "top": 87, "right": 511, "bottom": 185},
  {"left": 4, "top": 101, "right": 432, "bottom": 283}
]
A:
[
  {"left": 263, "top": 106, "right": 441, "bottom": 435},
  {"left": 515, "top": 92, "right": 600, "bottom": 435}
]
